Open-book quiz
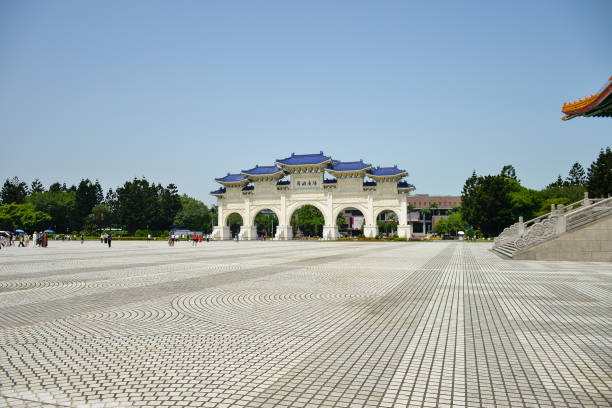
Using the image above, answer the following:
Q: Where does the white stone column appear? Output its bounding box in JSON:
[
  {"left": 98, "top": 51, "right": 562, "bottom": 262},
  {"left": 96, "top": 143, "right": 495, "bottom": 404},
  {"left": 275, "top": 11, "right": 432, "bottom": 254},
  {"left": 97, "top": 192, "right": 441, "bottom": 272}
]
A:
[
  {"left": 363, "top": 193, "right": 377, "bottom": 238},
  {"left": 275, "top": 194, "right": 292, "bottom": 240},
  {"left": 239, "top": 198, "right": 257, "bottom": 240},
  {"left": 212, "top": 201, "right": 230, "bottom": 240},
  {"left": 396, "top": 194, "right": 411, "bottom": 239},
  {"left": 322, "top": 192, "right": 338, "bottom": 240}
]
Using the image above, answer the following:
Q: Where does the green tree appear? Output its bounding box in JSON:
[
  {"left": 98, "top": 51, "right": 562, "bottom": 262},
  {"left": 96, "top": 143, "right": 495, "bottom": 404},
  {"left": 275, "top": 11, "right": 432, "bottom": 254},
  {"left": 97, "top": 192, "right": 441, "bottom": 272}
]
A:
[
  {"left": 91, "top": 204, "right": 111, "bottom": 231},
  {"left": 30, "top": 179, "right": 45, "bottom": 194},
  {"left": 0, "top": 203, "right": 51, "bottom": 232},
  {"left": 173, "top": 195, "right": 213, "bottom": 233},
  {"left": 27, "top": 190, "right": 76, "bottom": 233},
  {"left": 446, "top": 211, "right": 466, "bottom": 234},
  {"left": 460, "top": 173, "right": 521, "bottom": 237},
  {"left": 157, "top": 184, "right": 182, "bottom": 230},
  {"left": 547, "top": 175, "right": 565, "bottom": 189},
  {"left": 74, "top": 179, "right": 104, "bottom": 229},
  {"left": 586, "top": 147, "right": 612, "bottom": 198},
  {"left": 116, "top": 178, "right": 160, "bottom": 235},
  {"left": 291, "top": 205, "right": 324, "bottom": 237},
  {"left": 433, "top": 217, "right": 448, "bottom": 234},
  {"left": 336, "top": 213, "right": 348, "bottom": 229},
  {"left": 500, "top": 165, "right": 518, "bottom": 181},
  {"left": 1, "top": 177, "right": 29, "bottom": 204},
  {"left": 566, "top": 162, "right": 586, "bottom": 186}
]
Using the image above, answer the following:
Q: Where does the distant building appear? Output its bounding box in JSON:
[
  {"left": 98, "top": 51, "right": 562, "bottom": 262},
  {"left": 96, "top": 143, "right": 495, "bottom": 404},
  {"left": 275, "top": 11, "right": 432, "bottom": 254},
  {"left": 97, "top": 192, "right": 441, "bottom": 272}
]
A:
[{"left": 407, "top": 194, "right": 461, "bottom": 234}]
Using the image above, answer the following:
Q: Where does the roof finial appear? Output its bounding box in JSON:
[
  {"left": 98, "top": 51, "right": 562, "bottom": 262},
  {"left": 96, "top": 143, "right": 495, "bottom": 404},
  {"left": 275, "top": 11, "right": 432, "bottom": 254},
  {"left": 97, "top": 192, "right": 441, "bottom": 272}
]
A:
[
  {"left": 320, "top": 150, "right": 323, "bottom": 155},
  {"left": 291, "top": 152, "right": 295, "bottom": 156}
]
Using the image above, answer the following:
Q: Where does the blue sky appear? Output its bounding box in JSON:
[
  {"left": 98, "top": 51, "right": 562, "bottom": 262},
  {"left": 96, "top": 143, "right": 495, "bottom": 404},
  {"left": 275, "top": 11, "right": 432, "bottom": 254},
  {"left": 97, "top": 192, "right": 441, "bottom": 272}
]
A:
[{"left": 1, "top": 0, "right": 610, "bottom": 205}]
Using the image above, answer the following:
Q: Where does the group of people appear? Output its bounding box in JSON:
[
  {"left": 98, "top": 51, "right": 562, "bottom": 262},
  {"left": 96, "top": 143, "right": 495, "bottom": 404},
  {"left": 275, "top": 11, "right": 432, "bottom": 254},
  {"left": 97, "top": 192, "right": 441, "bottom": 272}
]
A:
[
  {"left": 99, "top": 233, "right": 113, "bottom": 247},
  {"left": 167, "top": 233, "right": 211, "bottom": 247},
  {"left": 0, "top": 231, "right": 48, "bottom": 249}
]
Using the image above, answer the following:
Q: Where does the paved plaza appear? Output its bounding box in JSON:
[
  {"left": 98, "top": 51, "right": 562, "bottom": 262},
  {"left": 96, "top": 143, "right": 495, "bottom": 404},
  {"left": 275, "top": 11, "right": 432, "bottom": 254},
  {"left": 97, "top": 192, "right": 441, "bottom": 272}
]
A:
[{"left": 0, "top": 240, "right": 610, "bottom": 407}]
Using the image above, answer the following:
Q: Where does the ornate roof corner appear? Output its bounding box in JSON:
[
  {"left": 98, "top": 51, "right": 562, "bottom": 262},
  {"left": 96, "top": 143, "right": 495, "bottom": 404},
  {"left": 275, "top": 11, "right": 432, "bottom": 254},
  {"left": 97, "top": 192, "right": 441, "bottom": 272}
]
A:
[
  {"left": 214, "top": 173, "right": 249, "bottom": 186},
  {"left": 210, "top": 187, "right": 227, "bottom": 196},
  {"left": 241, "top": 165, "right": 285, "bottom": 177},
  {"left": 562, "top": 75, "right": 612, "bottom": 120},
  {"left": 367, "top": 166, "right": 408, "bottom": 178}
]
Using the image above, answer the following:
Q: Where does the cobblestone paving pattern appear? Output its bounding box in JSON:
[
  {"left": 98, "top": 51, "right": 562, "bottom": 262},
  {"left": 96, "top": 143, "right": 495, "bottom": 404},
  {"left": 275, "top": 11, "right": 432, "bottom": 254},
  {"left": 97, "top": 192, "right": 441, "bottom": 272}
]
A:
[{"left": 0, "top": 241, "right": 610, "bottom": 407}]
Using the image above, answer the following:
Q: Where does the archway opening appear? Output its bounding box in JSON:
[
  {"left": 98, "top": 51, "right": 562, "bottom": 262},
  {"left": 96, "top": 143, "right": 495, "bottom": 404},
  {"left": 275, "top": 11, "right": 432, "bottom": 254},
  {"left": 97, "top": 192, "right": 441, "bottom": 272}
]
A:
[
  {"left": 376, "top": 210, "right": 398, "bottom": 237},
  {"left": 226, "top": 213, "right": 243, "bottom": 238},
  {"left": 254, "top": 209, "right": 278, "bottom": 239},
  {"left": 291, "top": 205, "right": 324, "bottom": 239},
  {"left": 336, "top": 207, "right": 365, "bottom": 238}
]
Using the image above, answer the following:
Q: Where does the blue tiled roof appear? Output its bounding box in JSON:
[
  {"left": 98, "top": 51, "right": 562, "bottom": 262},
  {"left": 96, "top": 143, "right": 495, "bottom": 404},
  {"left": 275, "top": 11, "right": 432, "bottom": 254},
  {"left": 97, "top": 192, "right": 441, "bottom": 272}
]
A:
[
  {"left": 215, "top": 173, "right": 248, "bottom": 183},
  {"left": 367, "top": 166, "right": 407, "bottom": 176},
  {"left": 241, "top": 165, "right": 284, "bottom": 175},
  {"left": 363, "top": 181, "right": 377, "bottom": 187},
  {"left": 323, "top": 178, "right": 337, "bottom": 184},
  {"left": 397, "top": 181, "right": 415, "bottom": 189},
  {"left": 330, "top": 160, "right": 372, "bottom": 171},
  {"left": 276, "top": 151, "right": 331, "bottom": 166},
  {"left": 276, "top": 180, "right": 291, "bottom": 186},
  {"left": 210, "top": 187, "right": 226, "bottom": 195},
  {"left": 242, "top": 185, "right": 254, "bottom": 191}
]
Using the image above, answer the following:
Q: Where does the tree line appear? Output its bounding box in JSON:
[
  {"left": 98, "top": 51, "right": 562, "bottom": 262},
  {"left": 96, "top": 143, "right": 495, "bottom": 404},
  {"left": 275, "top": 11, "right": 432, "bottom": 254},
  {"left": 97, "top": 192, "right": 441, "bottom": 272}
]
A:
[
  {"left": 458, "top": 147, "right": 612, "bottom": 237},
  {"left": 0, "top": 177, "right": 217, "bottom": 236}
]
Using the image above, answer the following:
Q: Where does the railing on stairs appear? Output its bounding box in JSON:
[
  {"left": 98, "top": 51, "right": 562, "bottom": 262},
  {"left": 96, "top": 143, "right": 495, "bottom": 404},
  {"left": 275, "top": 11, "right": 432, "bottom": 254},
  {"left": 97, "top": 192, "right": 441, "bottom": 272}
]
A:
[{"left": 493, "top": 193, "right": 612, "bottom": 258}]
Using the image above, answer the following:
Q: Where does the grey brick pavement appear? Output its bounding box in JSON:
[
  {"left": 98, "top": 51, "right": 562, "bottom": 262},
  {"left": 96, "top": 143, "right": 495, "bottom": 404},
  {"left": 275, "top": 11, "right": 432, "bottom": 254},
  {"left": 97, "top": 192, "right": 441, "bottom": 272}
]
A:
[{"left": 0, "top": 241, "right": 610, "bottom": 407}]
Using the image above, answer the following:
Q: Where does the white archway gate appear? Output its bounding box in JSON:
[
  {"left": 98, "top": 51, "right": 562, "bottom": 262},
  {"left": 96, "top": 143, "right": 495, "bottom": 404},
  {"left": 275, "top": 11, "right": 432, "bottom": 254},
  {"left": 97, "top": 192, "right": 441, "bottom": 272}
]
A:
[{"left": 210, "top": 153, "right": 415, "bottom": 240}]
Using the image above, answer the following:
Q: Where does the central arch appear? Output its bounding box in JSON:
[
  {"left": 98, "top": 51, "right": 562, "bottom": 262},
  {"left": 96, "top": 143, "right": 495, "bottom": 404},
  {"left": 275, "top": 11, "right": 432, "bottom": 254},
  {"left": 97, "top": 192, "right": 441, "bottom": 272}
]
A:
[
  {"left": 252, "top": 208, "right": 280, "bottom": 239},
  {"left": 289, "top": 204, "right": 326, "bottom": 239}
]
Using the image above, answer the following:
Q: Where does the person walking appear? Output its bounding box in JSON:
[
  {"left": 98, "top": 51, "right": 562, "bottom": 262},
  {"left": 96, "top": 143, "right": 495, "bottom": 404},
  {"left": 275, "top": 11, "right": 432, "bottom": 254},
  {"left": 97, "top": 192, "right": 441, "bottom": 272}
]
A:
[
  {"left": 24, "top": 233, "right": 29, "bottom": 247},
  {"left": 81, "top": 233, "right": 84, "bottom": 244},
  {"left": 18, "top": 234, "right": 24, "bottom": 247},
  {"left": 42, "top": 232, "right": 48, "bottom": 247},
  {"left": 107, "top": 233, "right": 112, "bottom": 248}
]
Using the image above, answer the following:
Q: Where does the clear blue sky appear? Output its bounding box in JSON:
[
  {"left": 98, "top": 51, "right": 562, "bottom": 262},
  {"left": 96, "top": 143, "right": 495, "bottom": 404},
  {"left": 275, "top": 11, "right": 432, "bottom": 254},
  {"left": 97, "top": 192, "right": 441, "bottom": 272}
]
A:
[{"left": 1, "top": 0, "right": 610, "bottom": 205}]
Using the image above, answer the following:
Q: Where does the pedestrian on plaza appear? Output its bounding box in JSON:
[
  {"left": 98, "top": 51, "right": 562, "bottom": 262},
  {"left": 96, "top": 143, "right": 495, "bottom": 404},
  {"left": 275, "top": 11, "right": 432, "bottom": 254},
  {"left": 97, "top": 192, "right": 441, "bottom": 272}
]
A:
[
  {"left": 32, "top": 232, "right": 38, "bottom": 247},
  {"left": 18, "top": 234, "right": 24, "bottom": 247},
  {"left": 81, "top": 233, "right": 84, "bottom": 244},
  {"left": 147, "top": 233, "right": 151, "bottom": 242},
  {"left": 198, "top": 234, "right": 202, "bottom": 245},
  {"left": 100, "top": 233, "right": 103, "bottom": 243},
  {"left": 107, "top": 233, "right": 112, "bottom": 248},
  {"left": 42, "top": 232, "right": 48, "bottom": 247},
  {"left": 24, "top": 233, "right": 29, "bottom": 247},
  {"left": 192, "top": 233, "right": 198, "bottom": 247}
]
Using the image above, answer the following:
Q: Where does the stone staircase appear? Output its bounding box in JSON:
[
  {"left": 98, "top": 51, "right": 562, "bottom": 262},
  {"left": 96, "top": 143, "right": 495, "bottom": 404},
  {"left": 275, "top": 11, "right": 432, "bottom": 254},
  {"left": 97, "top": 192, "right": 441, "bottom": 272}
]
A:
[{"left": 493, "top": 193, "right": 612, "bottom": 259}]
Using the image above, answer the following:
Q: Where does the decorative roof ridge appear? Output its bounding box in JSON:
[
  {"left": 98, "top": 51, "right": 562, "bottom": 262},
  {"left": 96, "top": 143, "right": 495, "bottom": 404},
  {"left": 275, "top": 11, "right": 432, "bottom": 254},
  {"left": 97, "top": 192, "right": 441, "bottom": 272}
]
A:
[{"left": 562, "top": 75, "right": 612, "bottom": 119}]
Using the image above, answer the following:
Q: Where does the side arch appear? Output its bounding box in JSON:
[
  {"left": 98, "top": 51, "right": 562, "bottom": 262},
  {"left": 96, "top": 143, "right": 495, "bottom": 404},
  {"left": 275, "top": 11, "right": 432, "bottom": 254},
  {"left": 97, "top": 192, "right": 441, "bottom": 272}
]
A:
[
  {"left": 373, "top": 207, "right": 401, "bottom": 221},
  {"left": 223, "top": 210, "right": 246, "bottom": 227},
  {"left": 332, "top": 204, "right": 372, "bottom": 228}
]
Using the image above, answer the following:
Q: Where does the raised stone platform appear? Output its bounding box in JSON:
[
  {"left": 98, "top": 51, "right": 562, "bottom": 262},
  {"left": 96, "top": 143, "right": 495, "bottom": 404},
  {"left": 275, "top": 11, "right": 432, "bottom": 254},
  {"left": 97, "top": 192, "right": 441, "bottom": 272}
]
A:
[{"left": 0, "top": 241, "right": 610, "bottom": 407}]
